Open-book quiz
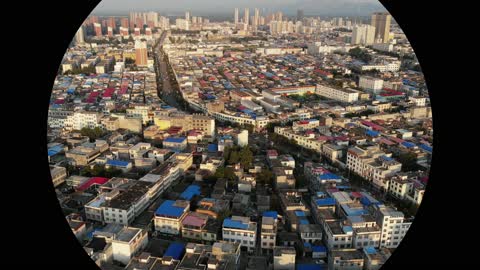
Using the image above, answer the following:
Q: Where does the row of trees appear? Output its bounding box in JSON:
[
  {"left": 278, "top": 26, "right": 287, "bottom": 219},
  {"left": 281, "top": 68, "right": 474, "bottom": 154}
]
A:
[
  {"left": 223, "top": 146, "right": 254, "bottom": 169},
  {"left": 344, "top": 109, "right": 375, "bottom": 118},
  {"left": 349, "top": 47, "right": 372, "bottom": 63},
  {"left": 79, "top": 127, "right": 106, "bottom": 141},
  {"left": 63, "top": 66, "right": 96, "bottom": 75},
  {"left": 80, "top": 164, "right": 123, "bottom": 178}
]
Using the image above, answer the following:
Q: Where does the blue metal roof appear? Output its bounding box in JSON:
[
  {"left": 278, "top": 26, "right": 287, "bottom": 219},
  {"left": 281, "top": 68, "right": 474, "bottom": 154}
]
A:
[
  {"left": 366, "top": 130, "right": 379, "bottom": 137},
  {"left": 343, "top": 226, "right": 354, "bottom": 233},
  {"left": 312, "top": 245, "right": 327, "bottom": 253},
  {"left": 295, "top": 210, "right": 306, "bottom": 217},
  {"left": 48, "top": 145, "right": 64, "bottom": 156},
  {"left": 315, "top": 197, "right": 336, "bottom": 206},
  {"left": 179, "top": 185, "right": 201, "bottom": 201},
  {"left": 155, "top": 200, "right": 186, "bottom": 218},
  {"left": 364, "top": 246, "right": 377, "bottom": 254},
  {"left": 297, "top": 264, "right": 325, "bottom": 270},
  {"left": 319, "top": 173, "right": 341, "bottom": 180},
  {"left": 299, "top": 219, "right": 309, "bottom": 225},
  {"left": 419, "top": 144, "right": 432, "bottom": 153},
  {"left": 223, "top": 218, "right": 248, "bottom": 230},
  {"left": 106, "top": 159, "right": 130, "bottom": 167},
  {"left": 401, "top": 141, "right": 416, "bottom": 148},
  {"left": 164, "top": 137, "right": 186, "bottom": 143},
  {"left": 263, "top": 211, "right": 278, "bottom": 219},
  {"left": 380, "top": 155, "right": 393, "bottom": 162},
  {"left": 207, "top": 144, "right": 218, "bottom": 152},
  {"left": 164, "top": 242, "right": 185, "bottom": 260}
]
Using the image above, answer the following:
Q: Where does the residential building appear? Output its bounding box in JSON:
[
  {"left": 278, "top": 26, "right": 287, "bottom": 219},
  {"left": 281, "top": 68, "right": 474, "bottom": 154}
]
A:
[
  {"left": 351, "top": 25, "right": 376, "bottom": 45},
  {"left": 260, "top": 215, "right": 277, "bottom": 253},
  {"left": 50, "top": 165, "right": 67, "bottom": 187},
  {"left": 373, "top": 205, "right": 411, "bottom": 248},
  {"left": 222, "top": 216, "right": 257, "bottom": 252},
  {"left": 154, "top": 200, "right": 190, "bottom": 235},
  {"left": 316, "top": 84, "right": 359, "bottom": 103},
  {"left": 328, "top": 249, "right": 364, "bottom": 270},
  {"left": 163, "top": 137, "right": 187, "bottom": 151},
  {"left": 347, "top": 145, "right": 402, "bottom": 190},
  {"left": 363, "top": 247, "right": 391, "bottom": 270},
  {"left": 323, "top": 221, "right": 354, "bottom": 250},
  {"left": 273, "top": 246, "right": 296, "bottom": 270},
  {"left": 111, "top": 227, "right": 149, "bottom": 265},
  {"left": 371, "top": 12, "right": 391, "bottom": 43}
]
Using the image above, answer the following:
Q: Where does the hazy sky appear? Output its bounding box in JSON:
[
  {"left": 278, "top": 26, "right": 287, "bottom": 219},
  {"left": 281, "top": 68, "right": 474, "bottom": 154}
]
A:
[{"left": 92, "top": 0, "right": 386, "bottom": 16}]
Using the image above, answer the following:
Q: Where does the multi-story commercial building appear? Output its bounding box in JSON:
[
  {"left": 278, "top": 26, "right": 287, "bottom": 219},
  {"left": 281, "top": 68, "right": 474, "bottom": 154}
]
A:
[
  {"left": 359, "top": 76, "right": 384, "bottom": 93},
  {"left": 222, "top": 216, "right": 257, "bottom": 252},
  {"left": 316, "top": 84, "right": 360, "bottom": 103},
  {"left": 274, "top": 126, "right": 325, "bottom": 152},
  {"left": 154, "top": 113, "right": 216, "bottom": 137},
  {"left": 64, "top": 111, "right": 104, "bottom": 131}
]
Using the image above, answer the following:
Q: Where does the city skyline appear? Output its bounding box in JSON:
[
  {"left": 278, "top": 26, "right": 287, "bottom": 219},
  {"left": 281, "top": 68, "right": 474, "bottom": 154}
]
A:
[{"left": 92, "top": 0, "right": 387, "bottom": 16}]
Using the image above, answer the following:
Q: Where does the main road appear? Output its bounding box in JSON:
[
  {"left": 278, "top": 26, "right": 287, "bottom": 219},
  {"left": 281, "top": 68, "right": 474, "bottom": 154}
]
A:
[{"left": 153, "top": 31, "right": 186, "bottom": 110}]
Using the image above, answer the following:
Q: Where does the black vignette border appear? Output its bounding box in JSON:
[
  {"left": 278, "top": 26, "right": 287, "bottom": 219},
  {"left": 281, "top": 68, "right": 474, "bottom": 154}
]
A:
[{"left": 20, "top": 0, "right": 103, "bottom": 267}]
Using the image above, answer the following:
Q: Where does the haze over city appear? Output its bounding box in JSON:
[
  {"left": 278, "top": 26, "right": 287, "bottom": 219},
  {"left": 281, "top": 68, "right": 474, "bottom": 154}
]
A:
[{"left": 93, "top": 0, "right": 386, "bottom": 16}]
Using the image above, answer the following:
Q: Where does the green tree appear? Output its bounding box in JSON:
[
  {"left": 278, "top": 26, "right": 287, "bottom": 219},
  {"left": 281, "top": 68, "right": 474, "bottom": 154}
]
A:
[
  {"left": 125, "top": 57, "right": 135, "bottom": 65},
  {"left": 257, "top": 168, "right": 273, "bottom": 185},
  {"left": 80, "top": 127, "right": 106, "bottom": 141},
  {"left": 224, "top": 167, "right": 236, "bottom": 181},
  {"left": 216, "top": 209, "right": 232, "bottom": 224},
  {"left": 239, "top": 146, "right": 253, "bottom": 169},
  {"left": 214, "top": 167, "right": 225, "bottom": 178},
  {"left": 228, "top": 151, "right": 240, "bottom": 165},
  {"left": 396, "top": 152, "right": 419, "bottom": 171}
]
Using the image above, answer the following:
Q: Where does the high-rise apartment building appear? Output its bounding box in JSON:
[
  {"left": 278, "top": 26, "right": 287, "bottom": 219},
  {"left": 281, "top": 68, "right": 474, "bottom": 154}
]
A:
[
  {"left": 371, "top": 12, "right": 391, "bottom": 43},
  {"left": 244, "top": 8, "right": 249, "bottom": 25},
  {"left": 297, "top": 9, "right": 304, "bottom": 21},
  {"left": 352, "top": 24, "right": 376, "bottom": 45},
  {"left": 94, "top": 23, "right": 102, "bottom": 37},
  {"left": 74, "top": 26, "right": 84, "bottom": 44},
  {"left": 135, "top": 40, "right": 148, "bottom": 66},
  {"left": 234, "top": 8, "right": 239, "bottom": 24},
  {"left": 121, "top": 17, "right": 129, "bottom": 28}
]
